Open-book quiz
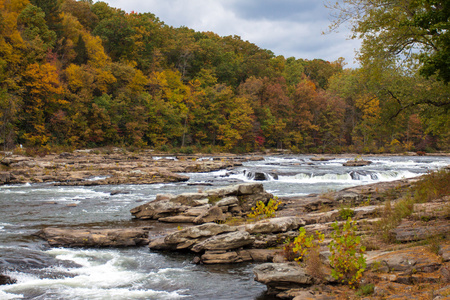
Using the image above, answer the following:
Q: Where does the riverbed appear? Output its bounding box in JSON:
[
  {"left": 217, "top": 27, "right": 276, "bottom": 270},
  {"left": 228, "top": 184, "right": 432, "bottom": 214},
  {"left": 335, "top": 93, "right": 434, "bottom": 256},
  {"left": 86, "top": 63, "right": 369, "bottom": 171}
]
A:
[{"left": 1, "top": 155, "right": 448, "bottom": 299}]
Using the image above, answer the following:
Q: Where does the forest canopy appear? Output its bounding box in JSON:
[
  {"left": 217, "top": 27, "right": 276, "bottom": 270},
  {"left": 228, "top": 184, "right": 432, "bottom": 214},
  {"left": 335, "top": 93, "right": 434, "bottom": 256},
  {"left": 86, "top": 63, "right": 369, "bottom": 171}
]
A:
[{"left": 0, "top": 0, "right": 448, "bottom": 153}]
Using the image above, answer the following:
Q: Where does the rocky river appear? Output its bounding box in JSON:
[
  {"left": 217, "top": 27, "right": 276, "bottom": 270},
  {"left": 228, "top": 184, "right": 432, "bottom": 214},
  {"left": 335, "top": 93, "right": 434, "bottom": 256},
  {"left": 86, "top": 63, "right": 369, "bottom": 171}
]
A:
[{"left": 0, "top": 152, "right": 449, "bottom": 299}]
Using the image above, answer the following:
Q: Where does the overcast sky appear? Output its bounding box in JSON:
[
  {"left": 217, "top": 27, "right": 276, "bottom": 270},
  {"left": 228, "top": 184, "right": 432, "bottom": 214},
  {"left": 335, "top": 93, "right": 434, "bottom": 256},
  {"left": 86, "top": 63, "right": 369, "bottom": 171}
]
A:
[{"left": 100, "top": 0, "right": 361, "bottom": 68}]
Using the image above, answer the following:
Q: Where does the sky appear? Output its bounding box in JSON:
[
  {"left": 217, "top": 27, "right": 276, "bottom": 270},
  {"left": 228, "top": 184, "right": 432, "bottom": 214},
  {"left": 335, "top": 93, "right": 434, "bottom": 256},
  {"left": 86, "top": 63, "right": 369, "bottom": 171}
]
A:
[{"left": 100, "top": 0, "right": 361, "bottom": 68}]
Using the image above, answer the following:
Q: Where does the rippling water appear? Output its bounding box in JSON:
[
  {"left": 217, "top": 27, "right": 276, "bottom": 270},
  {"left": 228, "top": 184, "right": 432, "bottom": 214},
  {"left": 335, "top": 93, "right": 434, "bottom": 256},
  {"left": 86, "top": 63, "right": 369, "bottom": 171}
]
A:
[{"left": 1, "top": 155, "right": 448, "bottom": 299}]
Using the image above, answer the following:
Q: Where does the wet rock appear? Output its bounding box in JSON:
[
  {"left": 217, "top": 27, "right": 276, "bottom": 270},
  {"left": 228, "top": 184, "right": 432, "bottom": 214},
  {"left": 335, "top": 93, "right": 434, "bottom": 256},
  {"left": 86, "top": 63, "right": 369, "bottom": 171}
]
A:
[
  {"left": 191, "top": 230, "right": 255, "bottom": 252},
  {"left": 0, "top": 274, "right": 16, "bottom": 285},
  {"left": 343, "top": 160, "right": 372, "bottom": 166},
  {"left": 36, "top": 227, "right": 151, "bottom": 247}
]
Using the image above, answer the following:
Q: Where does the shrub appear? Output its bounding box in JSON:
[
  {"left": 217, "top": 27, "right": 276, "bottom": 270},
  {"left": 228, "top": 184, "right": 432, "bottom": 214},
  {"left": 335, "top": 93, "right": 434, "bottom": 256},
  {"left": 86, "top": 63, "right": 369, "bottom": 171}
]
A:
[
  {"left": 289, "top": 227, "right": 326, "bottom": 281},
  {"left": 339, "top": 206, "right": 355, "bottom": 220},
  {"left": 291, "top": 227, "right": 324, "bottom": 263},
  {"left": 329, "top": 218, "right": 366, "bottom": 287},
  {"left": 356, "top": 283, "right": 375, "bottom": 296},
  {"left": 413, "top": 169, "right": 450, "bottom": 202},
  {"left": 247, "top": 197, "right": 281, "bottom": 220}
]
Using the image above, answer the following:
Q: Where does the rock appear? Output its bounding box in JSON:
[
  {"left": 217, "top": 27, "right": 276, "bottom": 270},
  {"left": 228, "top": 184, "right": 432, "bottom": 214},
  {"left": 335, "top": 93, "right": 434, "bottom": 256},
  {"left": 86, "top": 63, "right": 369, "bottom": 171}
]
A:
[
  {"left": 253, "top": 263, "right": 314, "bottom": 293},
  {"left": 171, "top": 192, "right": 209, "bottom": 206},
  {"left": 0, "top": 172, "right": 11, "bottom": 184},
  {"left": 343, "top": 160, "right": 372, "bottom": 166},
  {"left": 36, "top": 227, "right": 150, "bottom": 247},
  {"left": 239, "top": 217, "right": 305, "bottom": 234},
  {"left": 392, "top": 219, "right": 450, "bottom": 242},
  {"left": 216, "top": 196, "right": 239, "bottom": 207},
  {"left": 163, "top": 223, "right": 237, "bottom": 246},
  {"left": 439, "top": 244, "right": 450, "bottom": 262},
  {"left": 366, "top": 246, "right": 442, "bottom": 273},
  {"left": 184, "top": 204, "right": 211, "bottom": 216},
  {"left": 238, "top": 183, "right": 265, "bottom": 195},
  {"left": 193, "top": 206, "right": 226, "bottom": 224},
  {"left": 158, "top": 215, "right": 196, "bottom": 223},
  {"left": 0, "top": 274, "right": 16, "bottom": 285},
  {"left": 201, "top": 250, "right": 245, "bottom": 264},
  {"left": 130, "top": 200, "right": 189, "bottom": 220},
  {"left": 191, "top": 230, "right": 255, "bottom": 252}
]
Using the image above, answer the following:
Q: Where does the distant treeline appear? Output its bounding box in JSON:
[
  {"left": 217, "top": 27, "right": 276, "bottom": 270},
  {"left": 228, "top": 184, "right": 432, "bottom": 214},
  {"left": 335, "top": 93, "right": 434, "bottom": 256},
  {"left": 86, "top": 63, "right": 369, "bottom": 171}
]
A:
[{"left": 1, "top": 0, "right": 448, "bottom": 153}]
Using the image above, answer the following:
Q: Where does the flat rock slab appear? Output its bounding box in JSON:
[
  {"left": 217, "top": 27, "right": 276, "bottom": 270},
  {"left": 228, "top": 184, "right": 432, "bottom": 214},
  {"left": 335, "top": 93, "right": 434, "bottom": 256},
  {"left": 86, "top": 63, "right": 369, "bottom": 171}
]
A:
[
  {"left": 191, "top": 230, "right": 254, "bottom": 252},
  {"left": 253, "top": 263, "right": 314, "bottom": 291},
  {"left": 36, "top": 227, "right": 151, "bottom": 247},
  {"left": 239, "top": 216, "right": 305, "bottom": 234},
  {"left": 366, "top": 246, "right": 442, "bottom": 273},
  {"left": 393, "top": 219, "right": 450, "bottom": 242}
]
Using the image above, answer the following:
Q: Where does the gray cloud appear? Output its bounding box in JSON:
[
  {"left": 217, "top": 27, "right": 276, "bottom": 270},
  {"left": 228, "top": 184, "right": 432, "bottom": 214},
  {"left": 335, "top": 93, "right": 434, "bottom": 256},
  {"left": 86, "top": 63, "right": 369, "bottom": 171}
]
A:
[{"left": 100, "top": 0, "right": 360, "bottom": 67}]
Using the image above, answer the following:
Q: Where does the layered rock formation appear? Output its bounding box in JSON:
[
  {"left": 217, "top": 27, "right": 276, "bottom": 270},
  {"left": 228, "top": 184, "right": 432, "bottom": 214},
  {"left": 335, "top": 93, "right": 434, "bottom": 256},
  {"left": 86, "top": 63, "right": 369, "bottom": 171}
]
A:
[{"left": 0, "top": 150, "right": 262, "bottom": 185}]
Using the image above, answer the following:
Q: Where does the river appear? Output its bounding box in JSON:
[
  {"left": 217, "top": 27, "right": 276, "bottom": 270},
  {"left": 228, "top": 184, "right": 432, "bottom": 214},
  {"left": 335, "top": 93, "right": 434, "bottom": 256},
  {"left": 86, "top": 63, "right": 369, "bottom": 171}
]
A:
[{"left": 1, "top": 155, "right": 449, "bottom": 299}]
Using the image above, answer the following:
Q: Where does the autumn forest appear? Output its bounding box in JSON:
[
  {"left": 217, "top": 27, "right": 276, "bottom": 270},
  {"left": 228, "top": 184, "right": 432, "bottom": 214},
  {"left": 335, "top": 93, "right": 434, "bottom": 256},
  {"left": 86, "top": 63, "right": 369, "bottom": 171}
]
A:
[{"left": 1, "top": 0, "right": 449, "bottom": 154}]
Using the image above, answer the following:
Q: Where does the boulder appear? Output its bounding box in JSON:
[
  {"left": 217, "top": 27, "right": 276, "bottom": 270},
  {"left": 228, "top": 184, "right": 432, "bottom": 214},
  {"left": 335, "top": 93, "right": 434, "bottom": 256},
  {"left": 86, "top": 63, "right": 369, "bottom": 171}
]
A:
[
  {"left": 216, "top": 196, "right": 239, "bottom": 207},
  {"left": 239, "top": 217, "right": 305, "bottom": 234},
  {"left": 191, "top": 230, "right": 255, "bottom": 252},
  {"left": 193, "top": 206, "right": 227, "bottom": 224},
  {"left": 0, "top": 172, "right": 11, "bottom": 184},
  {"left": 163, "top": 223, "right": 237, "bottom": 246},
  {"left": 253, "top": 263, "right": 314, "bottom": 293},
  {"left": 184, "top": 204, "right": 211, "bottom": 216},
  {"left": 0, "top": 274, "right": 16, "bottom": 285},
  {"left": 130, "top": 200, "right": 189, "bottom": 220},
  {"left": 171, "top": 192, "right": 209, "bottom": 206},
  {"left": 36, "top": 227, "right": 150, "bottom": 247},
  {"left": 201, "top": 250, "right": 247, "bottom": 264}
]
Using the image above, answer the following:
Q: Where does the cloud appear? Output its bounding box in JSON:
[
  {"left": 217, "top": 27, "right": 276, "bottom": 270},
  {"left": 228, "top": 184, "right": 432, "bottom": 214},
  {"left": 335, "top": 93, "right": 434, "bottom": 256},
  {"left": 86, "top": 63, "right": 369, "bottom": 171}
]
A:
[{"left": 100, "top": 0, "right": 360, "bottom": 67}]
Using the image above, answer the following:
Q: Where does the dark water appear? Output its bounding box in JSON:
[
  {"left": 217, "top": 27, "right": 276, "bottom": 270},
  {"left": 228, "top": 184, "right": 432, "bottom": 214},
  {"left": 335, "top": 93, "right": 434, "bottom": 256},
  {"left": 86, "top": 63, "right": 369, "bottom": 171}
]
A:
[{"left": 1, "top": 155, "right": 448, "bottom": 299}]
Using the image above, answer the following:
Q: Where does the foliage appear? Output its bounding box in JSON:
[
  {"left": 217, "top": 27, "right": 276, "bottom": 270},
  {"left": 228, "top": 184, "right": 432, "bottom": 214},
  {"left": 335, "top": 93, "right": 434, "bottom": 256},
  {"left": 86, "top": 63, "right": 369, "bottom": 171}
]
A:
[
  {"left": 0, "top": 0, "right": 448, "bottom": 152},
  {"left": 374, "top": 169, "right": 449, "bottom": 242},
  {"left": 339, "top": 206, "right": 355, "bottom": 220},
  {"left": 356, "top": 283, "right": 375, "bottom": 296},
  {"left": 291, "top": 227, "right": 324, "bottom": 263},
  {"left": 413, "top": 169, "right": 450, "bottom": 202},
  {"left": 328, "top": 218, "right": 366, "bottom": 287},
  {"left": 247, "top": 197, "right": 281, "bottom": 220},
  {"left": 327, "top": 0, "right": 450, "bottom": 83}
]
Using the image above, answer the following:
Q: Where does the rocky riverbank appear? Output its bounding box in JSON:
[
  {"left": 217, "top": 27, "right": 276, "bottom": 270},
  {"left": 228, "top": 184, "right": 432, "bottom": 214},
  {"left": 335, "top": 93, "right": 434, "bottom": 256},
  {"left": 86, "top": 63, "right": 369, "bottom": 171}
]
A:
[
  {"left": 3, "top": 151, "right": 449, "bottom": 299},
  {"left": 0, "top": 148, "right": 263, "bottom": 185},
  {"left": 33, "top": 176, "right": 450, "bottom": 299}
]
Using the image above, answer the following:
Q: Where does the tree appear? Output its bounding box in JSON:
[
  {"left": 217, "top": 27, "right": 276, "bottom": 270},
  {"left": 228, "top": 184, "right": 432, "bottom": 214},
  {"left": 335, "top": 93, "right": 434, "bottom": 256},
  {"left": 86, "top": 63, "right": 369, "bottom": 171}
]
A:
[{"left": 327, "top": 0, "right": 450, "bottom": 83}]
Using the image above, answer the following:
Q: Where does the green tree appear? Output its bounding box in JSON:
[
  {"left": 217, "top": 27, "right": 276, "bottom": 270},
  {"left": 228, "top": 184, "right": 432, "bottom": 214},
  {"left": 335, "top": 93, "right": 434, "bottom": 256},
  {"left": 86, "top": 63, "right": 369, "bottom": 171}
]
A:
[{"left": 328, "top": 0, "right": 449, "bottom": 83}]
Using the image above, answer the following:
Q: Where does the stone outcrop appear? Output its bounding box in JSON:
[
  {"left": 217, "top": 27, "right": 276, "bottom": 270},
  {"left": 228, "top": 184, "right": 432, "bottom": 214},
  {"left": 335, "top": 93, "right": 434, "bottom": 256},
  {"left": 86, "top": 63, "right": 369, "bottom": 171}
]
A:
[
  {"left": 0, "top": 151, "right": 263, "bottom": 186},
  {"left": 253, "top": 263, "right": 316, "bottom": 294},
  {"left": 130, "top": 183, "right": 273, "bottom": 224},
  {"left": 36, "top": 227, "right": 150, "bottom": 247}
]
